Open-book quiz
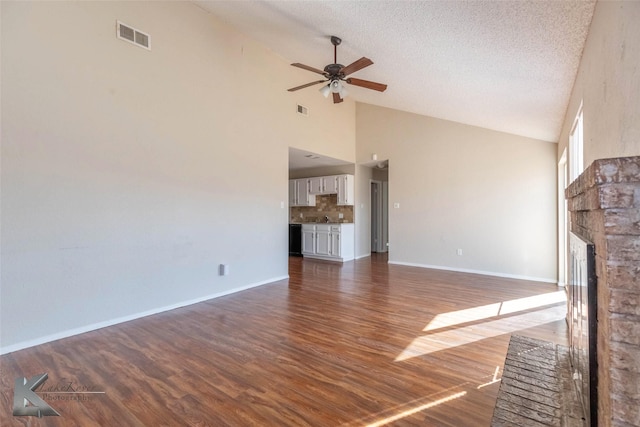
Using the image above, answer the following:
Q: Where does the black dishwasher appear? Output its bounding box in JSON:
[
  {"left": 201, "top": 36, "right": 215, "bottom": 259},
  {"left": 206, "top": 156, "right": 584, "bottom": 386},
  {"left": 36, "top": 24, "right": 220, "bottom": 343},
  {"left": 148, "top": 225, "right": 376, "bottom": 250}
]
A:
[{"left": 289, "top": 224, "right": 302, "bottom": 256}]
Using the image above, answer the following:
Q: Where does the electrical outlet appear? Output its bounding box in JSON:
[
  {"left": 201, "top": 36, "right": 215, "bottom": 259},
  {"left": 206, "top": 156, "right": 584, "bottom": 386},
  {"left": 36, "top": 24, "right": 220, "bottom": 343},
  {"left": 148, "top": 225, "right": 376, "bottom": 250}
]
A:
[
  {"left": 457, "top": 249, "right": 463, "bottom": 256},
  {"left": 219, "top": 264, "right": 230, "bottom": 276},
  {"left": 338, "top": 213, "right": 344, "bottom": 219},
  {"left": 394, "top": 203, "right": 400, "bottom": 208},
  {"left": 300, "top": 213, "right": 303, "bottom": 218}
]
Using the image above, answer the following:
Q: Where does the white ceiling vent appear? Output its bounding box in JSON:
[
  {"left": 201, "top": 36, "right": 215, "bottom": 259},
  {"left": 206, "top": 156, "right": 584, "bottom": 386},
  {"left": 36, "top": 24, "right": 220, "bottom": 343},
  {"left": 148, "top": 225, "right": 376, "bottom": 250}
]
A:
[
  {"left": 297, "top": 104, "right": 309, "bottom": 117},
  {"left": 117, "top": 21, "right": 150, "bottom": 50}
]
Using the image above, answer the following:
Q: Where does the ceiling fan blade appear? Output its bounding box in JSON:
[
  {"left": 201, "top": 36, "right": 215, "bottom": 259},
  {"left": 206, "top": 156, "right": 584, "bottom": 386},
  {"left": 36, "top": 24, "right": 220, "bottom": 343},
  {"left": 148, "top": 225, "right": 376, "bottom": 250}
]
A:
[
  {"left": 288, "top": 80, "right": 327, "bottom": 92},
  {"left": 291, "top": 63, "right": 326, "bottom": 75},
  {"left": 340, "top": 57, "right": 373, "bottom": 77},
  {"left": 332, "top": 93, "right": 343, "bottom": 104},
  {"left": 346, "top": 77, "right": 387, "bottom": 92}
]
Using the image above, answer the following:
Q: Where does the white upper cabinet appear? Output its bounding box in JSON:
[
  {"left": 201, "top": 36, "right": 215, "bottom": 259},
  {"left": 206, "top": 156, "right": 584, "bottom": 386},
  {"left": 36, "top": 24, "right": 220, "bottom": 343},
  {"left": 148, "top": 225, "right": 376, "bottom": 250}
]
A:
[
  {"left": 290, "top": 174, "right": 353, "bottom": 206},
  {"left": 337, "top": 174, "right": 354, "bottom": 206},
  {"left": 322, "top": 176, "right": 339, "bottom": 194},
  {"left": 309, "top": 175, "right": 340, "bottom": 195},
  {"left": 289, "top": 179, "right": 316, "bottom": 207},
  {"left": 308, "top": 177, "right": 324, "bottom": 195},
  {"left": 288, "top": 180, "right": 297, "bottom": 206}
]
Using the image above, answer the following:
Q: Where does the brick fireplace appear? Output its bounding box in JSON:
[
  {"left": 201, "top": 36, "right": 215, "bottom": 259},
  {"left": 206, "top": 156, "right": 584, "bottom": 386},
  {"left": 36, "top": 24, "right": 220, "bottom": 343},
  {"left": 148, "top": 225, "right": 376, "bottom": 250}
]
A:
[{"left": 565, "top": 156, "right": 640, "bottom": 426}]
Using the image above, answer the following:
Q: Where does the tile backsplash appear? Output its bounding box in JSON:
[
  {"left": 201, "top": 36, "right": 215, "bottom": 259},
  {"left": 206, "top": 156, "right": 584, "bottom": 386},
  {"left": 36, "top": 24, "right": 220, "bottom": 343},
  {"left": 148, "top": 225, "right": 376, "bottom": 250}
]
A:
[{"left": 290, "top": 194, "right": 354, "bottom": 223}]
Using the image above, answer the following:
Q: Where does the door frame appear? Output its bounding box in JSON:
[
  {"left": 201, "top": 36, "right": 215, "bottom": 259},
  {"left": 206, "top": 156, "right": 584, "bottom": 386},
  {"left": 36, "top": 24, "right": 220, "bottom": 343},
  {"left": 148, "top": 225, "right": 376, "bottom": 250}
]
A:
[{"left": 558, "top": 148, "right": 568, "bottom": 288}]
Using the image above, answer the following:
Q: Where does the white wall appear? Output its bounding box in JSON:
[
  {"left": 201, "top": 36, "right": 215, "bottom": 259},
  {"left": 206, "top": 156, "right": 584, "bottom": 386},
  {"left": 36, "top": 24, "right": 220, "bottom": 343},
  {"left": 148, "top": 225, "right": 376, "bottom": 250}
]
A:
[
  {"left": 356, "top": 103, "right": 558, "bottom": 282},
  {"left": 0, "top": 1, "right": 355, "bottom": 352},
  {"left": 557, "top": 1, "right": 640, "bottom": 167}
]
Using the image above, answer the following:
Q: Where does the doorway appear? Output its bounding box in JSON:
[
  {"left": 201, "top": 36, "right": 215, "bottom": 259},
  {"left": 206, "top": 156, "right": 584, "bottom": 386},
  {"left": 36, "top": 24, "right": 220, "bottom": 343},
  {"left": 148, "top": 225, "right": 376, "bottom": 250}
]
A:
[{"left": 370, "top": 179, "right": 388, "bottom": 253}]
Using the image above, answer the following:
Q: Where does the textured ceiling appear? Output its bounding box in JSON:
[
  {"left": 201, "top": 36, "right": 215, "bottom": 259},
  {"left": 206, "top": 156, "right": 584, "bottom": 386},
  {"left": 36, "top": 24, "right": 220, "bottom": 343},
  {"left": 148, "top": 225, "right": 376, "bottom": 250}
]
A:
[{"left": 195, "top": 0, "right": 595, "bottom": 143}]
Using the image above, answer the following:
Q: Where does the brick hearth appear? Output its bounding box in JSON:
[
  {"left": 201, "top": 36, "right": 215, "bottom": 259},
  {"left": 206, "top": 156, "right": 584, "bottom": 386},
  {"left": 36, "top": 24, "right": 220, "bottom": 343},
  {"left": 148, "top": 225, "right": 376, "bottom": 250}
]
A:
[{"left": 491, "top": 335, "right": 583, "bottom": 427}]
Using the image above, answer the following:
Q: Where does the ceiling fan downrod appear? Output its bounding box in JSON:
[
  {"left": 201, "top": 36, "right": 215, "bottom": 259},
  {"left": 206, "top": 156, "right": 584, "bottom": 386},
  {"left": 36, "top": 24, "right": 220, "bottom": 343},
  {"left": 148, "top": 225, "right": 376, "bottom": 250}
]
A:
[{"left": 331, "top": 36, "right": 341, "bottom": 64}]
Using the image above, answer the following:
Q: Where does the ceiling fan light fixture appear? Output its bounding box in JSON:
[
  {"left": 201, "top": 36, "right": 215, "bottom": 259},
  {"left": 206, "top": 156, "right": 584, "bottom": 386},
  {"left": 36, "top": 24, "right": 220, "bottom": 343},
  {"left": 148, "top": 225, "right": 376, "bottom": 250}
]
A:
[
  {"left": 319, "top": 83, "right": 331, "bottom": 98},
  {"left": 329, "top": 79, "right": 348, "bottom": 100},
  {"left": 339, "top": 84, "right": 348, "bottom": 99}
]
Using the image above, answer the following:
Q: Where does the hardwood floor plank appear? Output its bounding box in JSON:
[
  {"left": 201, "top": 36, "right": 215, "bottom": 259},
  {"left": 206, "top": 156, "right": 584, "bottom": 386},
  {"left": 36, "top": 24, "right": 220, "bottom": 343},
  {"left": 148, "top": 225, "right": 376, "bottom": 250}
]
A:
[{"left": 1, "top": 254, "right": 567, "bottom": 426}]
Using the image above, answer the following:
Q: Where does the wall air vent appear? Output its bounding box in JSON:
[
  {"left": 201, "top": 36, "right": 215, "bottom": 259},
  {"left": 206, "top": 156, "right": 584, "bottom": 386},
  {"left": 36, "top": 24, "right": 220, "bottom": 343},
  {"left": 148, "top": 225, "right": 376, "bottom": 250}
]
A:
[
  {"left": 117, "top": 21, "right": 151, "bottom": 50},
  {"left": 297, "top": 104, "right": 309, "bottom": 116}
]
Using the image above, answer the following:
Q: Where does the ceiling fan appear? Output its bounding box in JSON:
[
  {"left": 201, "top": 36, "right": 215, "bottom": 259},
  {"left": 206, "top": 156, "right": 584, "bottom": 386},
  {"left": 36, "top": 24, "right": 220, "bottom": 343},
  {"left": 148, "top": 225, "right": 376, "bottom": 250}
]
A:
[{"left": 287, "top": 36, "right": 387, "bottom": 104}]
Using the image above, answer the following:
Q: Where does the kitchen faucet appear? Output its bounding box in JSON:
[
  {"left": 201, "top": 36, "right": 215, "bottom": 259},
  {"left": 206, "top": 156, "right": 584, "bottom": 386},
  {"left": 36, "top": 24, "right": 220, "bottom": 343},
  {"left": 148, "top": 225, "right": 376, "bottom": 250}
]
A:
[{"left": 324, "top": 215, "right": 330, "bottom": 223}]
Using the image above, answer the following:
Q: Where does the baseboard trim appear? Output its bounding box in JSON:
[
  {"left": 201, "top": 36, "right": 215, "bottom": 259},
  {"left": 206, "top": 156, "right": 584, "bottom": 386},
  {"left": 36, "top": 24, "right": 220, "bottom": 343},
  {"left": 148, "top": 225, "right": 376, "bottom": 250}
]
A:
[
  {"left": 355, "top": 253, "right": 372, "bottom": 260},
  {"left": 387, "top": 261, "right": 556, "bottom": 284},
  {"left": 0, "top": 275, "right": 289, "bottom": 355}
]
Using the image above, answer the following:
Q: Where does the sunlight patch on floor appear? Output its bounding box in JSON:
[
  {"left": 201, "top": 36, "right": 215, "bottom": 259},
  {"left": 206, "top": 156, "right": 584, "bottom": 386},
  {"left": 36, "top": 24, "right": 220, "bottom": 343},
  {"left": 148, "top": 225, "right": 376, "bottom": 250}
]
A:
[
  {"left": 477, "top": 366, "right": 501, "bottom": 389},
  {"left": 424, "top": 290, "right": 566, "bottom": 332},
  {"left": 353, "top": 369, "right": 503, "bottom": 426},
  {"left": 396, "top": 302, "right": 565, "bottom": 361},
  {"left": 365, "top": 391, "right": 467, "bottom": 427}
]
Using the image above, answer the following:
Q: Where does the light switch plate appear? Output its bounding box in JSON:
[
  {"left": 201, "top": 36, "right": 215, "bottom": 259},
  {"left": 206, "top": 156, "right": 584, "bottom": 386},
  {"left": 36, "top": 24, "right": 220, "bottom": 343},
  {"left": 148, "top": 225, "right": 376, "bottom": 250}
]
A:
[{"left": 394, "top": 203, "right": 400, "bottom": 208}]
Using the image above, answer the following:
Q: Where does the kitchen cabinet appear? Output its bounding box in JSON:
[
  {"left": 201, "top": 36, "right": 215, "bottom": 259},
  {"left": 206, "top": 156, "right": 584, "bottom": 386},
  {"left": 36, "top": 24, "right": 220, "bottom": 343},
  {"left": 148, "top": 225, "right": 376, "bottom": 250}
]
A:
[
  {"left": 290, "top": 174, "right": 352, "bottom": 206},
  {"left": 314, "top": 225, "right": 331, "bottom": 256},
  {"left": 301, "top": 225, "right": 316, "bottom": 254},
  {"left": 309, "top": 176, "right": 339, "bottom": 195},
  {"left": 308, "top": 177, "right": 324, "bottom": 195},
  {"left": 301, "top": 223, "right": 354, "bottom": 262},
  {"left": 289, "top": 179, "right": 316, "bottom": 207},
  {"left": 288, "top": 180, "right": 297, "bottom": 206},
  {"left": 322, "top": 176, "right": 339, "bottom": 194},
  {"left": 337, "top": 174, "right": 354, "bottom": 206},
  {"left": 330, "top": 225, "right": 341, "bottom": 257}
]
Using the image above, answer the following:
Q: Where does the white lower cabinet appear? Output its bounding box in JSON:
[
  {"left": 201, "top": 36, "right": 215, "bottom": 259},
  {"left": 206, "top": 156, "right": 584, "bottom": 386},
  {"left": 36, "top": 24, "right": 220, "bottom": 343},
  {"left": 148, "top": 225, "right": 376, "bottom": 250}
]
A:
[
  {"left": 301, "top": 223, "right": 354, "bottom": 262},
  {"left": 302, "top": 226, "right": 316, "bottom": 254},
  {"left": 330, "top": 226, "right": 341, "bottom": 257},
  {"left": 315, "top": 225, "right": 332, "bottom": 256}
]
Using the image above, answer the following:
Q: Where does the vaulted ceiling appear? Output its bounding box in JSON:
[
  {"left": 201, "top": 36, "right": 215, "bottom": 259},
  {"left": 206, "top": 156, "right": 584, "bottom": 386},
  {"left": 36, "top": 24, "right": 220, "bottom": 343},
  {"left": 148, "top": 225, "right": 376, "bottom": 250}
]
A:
[{"left": 195, "top": 1, "right": 596, "bottom": 143}]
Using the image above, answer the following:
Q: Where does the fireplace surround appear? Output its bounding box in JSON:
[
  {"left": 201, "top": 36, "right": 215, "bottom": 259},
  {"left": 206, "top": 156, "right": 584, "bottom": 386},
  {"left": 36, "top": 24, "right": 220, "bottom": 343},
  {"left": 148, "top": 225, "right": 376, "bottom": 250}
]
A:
[{"left": 565, "top": 156, "right": 640, "bottom": 426}]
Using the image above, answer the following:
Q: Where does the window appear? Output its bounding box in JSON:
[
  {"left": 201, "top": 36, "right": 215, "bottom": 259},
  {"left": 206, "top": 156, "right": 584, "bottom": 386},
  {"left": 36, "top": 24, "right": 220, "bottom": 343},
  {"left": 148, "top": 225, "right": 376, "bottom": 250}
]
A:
[{"left": 569, "top": 104, "right": 584, "bottom": 182}]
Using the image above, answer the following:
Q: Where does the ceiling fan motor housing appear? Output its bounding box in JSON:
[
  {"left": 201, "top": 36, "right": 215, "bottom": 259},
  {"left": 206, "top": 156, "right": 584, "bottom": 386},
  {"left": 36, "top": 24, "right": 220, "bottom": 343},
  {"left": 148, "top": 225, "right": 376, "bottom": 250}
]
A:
[{"left": 324, "top": 63, "right": 345, "bottom": 78}]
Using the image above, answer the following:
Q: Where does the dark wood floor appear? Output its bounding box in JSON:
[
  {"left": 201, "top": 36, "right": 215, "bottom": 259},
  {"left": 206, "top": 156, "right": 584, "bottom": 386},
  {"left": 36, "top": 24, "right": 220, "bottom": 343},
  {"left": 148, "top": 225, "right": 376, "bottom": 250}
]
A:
[{"left": 1, "top": 254, "right": 567, "bottom": 426}]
